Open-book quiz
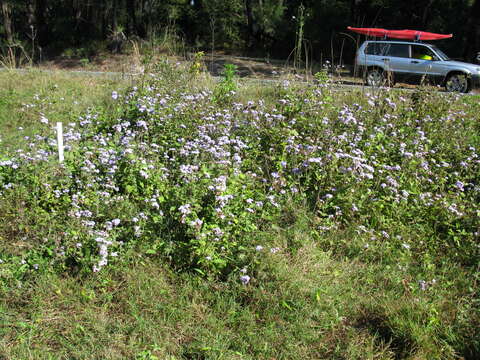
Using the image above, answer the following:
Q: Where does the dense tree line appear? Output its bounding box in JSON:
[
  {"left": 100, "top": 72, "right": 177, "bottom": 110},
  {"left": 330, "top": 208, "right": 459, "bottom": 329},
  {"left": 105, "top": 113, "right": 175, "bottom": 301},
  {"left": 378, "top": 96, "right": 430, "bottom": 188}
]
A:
[{"left": 0, "top": 0, "right": 478, "bottom": 64}]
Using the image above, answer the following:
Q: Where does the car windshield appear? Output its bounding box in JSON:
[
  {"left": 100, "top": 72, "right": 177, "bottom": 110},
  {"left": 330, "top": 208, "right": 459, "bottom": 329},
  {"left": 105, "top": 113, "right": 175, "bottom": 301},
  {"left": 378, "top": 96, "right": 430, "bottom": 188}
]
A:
[{"left": 429, "top": 45, "right": 450, "bottom": 61}]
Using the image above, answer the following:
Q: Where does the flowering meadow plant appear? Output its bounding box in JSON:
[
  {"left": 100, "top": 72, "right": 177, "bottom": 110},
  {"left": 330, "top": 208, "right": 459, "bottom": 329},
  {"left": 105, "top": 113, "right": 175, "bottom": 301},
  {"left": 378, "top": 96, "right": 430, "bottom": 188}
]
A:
[{"left": 0, "top": 63, "right": 479, "bottom": 288}]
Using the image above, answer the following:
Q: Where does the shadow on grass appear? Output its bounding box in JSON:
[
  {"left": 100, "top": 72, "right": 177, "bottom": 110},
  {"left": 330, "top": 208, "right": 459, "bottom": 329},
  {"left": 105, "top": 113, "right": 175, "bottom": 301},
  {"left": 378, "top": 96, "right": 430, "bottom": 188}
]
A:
[{"left": 354, "top": 308, "right": 414, "bottom": 360}]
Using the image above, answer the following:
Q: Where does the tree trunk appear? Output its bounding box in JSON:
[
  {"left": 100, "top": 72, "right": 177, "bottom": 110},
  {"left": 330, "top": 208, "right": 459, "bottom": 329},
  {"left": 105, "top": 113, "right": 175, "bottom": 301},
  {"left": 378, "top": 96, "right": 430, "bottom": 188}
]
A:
[
  {"left": 463, "top": 0, "right": 480, "bottom": 62},
  {"left": 245, "top": 0, "right": 254, "bottom": 47},
  {"left": 137, "top": 0, "right": 146, "bottom": 37},
  {"left": 421, "top": 0, "right": 435, "bottom": 28},
  {"left": 258, "top": 0, "right": 264, "bottom": 37},
  {"left": 1, "top": 0, "right": 14, "bottom": 44},
  {"left": 350, "top": 0, "right": 356, "bottom": 23},
  {"left": 126, "top": 0, "right": 137, "bottom": 36},
  {"left": 73, "top": 0, "right": 82, "bottom": 31},
  {"left": 112, "top": 0, "right": 119, "bottom": 31},
  {"left": 101, "top": 0, "right": 109, "bottom": 38},
  {"left": 35, "top": 0, "right": 48, "bottom": 47},
  {"left": 27, "top": 1, "right": 35, "bottom": 29}
]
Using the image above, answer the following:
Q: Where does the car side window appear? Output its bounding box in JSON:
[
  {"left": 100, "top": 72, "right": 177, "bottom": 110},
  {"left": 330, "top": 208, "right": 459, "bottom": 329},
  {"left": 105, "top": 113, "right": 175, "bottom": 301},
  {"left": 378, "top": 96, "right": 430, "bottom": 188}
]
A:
[
  {"left": 364, "top": 42, "right": 389, "bottom": 55},
  {"left": 411, "top": 45, "right": 437, "bottom": 61},
  {"left": 385, "top": 44, "right": 409, "bottom": 58}
]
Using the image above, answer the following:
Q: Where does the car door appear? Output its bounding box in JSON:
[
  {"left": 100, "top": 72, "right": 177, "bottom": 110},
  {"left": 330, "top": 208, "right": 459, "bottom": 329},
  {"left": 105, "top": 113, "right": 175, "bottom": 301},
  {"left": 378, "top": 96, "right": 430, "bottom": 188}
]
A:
[
  {"left": 382, "top": 43, "right": 412, "bottom": 82},
  {"left": 409, "top": 44, "right": 442, "bottom": 83},
  {"left": 361, "top": 42, "right": 390, "bottom": 69}
]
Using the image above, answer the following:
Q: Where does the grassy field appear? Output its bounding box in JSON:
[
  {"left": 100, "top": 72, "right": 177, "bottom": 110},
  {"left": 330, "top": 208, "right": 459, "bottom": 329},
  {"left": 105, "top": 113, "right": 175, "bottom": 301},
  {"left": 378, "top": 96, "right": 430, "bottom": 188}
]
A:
[{"left": 0, "top": 66, "right": 479, "bottom": 360}]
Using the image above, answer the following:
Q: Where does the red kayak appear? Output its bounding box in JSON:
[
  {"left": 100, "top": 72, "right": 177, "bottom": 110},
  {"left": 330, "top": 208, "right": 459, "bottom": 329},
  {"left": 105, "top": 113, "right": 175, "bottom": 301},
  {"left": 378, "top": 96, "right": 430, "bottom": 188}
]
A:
[{"left": 347, "top": 27, "right": 453, "bottom": 40}]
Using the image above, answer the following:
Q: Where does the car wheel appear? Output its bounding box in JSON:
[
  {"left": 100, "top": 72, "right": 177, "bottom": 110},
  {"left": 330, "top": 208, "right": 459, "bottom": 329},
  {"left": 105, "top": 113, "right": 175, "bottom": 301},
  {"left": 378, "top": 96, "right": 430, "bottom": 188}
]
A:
[
  {"left": 366, "top": 68, "right": 385, "bottom": 87},
  {"left": 445, "top": 73, "right": 470, "bottom": 93}
]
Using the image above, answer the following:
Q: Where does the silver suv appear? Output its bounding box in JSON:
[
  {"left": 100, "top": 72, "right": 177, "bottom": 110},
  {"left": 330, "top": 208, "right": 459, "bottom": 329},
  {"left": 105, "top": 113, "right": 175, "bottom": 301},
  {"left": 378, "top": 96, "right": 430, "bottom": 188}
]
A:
[{"left": 355, "top": 40, "right": 480, "bottom": 93}]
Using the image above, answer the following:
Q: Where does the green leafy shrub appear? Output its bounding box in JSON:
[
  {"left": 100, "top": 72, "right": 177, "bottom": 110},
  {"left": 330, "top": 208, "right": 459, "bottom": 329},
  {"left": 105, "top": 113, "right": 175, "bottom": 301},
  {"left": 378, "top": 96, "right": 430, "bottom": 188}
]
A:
[
  {"left": 213, "top": 63, "right": 238, "bottom": 104},
  {"left": 0, "top": 69, "right": 479, "bottom": 289}
]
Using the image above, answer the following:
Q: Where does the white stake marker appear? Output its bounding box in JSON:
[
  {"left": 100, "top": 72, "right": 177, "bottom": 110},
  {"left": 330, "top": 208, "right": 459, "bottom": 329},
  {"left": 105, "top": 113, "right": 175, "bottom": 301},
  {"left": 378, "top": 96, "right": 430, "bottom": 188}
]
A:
[{"left": 56, "top": 122, "right": 64, "bottom": 163}]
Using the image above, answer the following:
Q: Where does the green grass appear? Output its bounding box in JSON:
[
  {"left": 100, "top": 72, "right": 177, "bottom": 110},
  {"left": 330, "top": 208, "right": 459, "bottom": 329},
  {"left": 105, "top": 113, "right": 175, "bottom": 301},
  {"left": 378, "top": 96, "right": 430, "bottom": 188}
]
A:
[
  {"left": 1, "top": 226, "right": 477, "bottom": 359},
  {"left": 0, "top": 70, "right": 130, "bottom": 153},
  {"left": 0, "top": 69, "right": 479, "bottom": 359},
  {"left": 1, "top": 215, "right": 478, "bottom": 359}
]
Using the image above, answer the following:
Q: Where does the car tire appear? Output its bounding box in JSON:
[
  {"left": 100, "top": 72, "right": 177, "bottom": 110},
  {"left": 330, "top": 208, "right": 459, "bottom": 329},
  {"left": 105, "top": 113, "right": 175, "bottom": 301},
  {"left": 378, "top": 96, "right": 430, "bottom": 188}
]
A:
[
  {"left": 365, "top": 68, "right": 386, "bottom": 87},
  {"left": 445, "top": 73, "right": 470, "bottom": 93}
]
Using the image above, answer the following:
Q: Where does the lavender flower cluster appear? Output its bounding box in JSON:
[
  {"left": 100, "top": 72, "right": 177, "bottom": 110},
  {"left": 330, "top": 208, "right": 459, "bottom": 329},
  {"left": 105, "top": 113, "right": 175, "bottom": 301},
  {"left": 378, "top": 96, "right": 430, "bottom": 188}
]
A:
[{"left": 1, "top": 75, "right": 479, "bottom": 282}]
